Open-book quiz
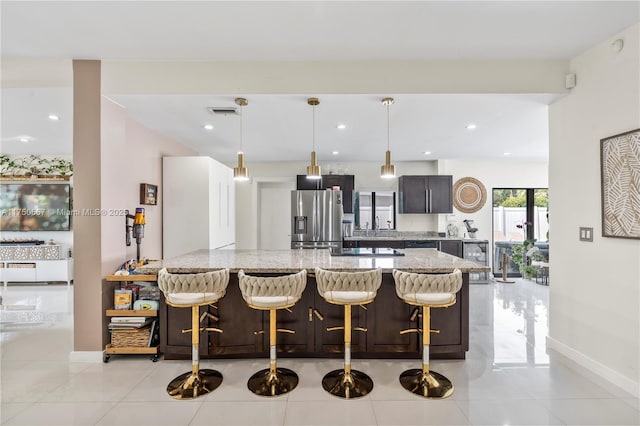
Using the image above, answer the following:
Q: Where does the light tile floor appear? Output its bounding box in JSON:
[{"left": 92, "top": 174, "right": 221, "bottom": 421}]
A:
[{"left": 1, "top": 280, "right": 638, "bottom": 425}]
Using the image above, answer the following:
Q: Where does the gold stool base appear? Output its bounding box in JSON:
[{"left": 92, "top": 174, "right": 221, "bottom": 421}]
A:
[
  {"left": 167, "top": 369, "right": 223, "bottom": 400},
  {"left": 399, "top": 369, "right": 454, "bottom": 399},
  {"left": 322, "top": 369, "right": 373, "bottom": 399},
  {"left": 247, "top": 367, "right": 299, "bottom": 397}
]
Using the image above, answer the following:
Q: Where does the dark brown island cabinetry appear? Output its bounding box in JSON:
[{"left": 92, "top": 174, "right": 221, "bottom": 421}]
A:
[
  {"left": 296, "top": 174, "right": 355, "bottom": 213},
  {"left": 398, "top": 175, "right": 453, "bottom": 214},
  {"left": 438, "top": 239, "right": 463, "bottom": 258},
  {"left": 160, "top": 272, "right": 469, "bottom": 360}
]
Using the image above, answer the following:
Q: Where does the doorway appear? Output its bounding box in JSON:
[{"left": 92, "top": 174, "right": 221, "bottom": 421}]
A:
[
  {"left": 492, "top": 188, "right": 549, "bottom": 277},
  {"left": 258, "top": 181, "right": 295, "bottom": 250}
]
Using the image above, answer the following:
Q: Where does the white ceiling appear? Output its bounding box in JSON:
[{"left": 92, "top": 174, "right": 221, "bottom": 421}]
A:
[{"left": 1, "top": 1, "right": 638, "bottom": 163}]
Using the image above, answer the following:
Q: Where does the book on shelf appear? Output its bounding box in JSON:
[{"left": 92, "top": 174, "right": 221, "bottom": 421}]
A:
[
  {"left": 108, "top": 318, "right": 154, "bottom": 330},
  {"left": 110, "top": 316, "right": 148, "bottom": 323}
]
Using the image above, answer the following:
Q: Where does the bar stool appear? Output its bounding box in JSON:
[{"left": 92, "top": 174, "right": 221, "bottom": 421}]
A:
[
  {"left": 392, "top": 268, "right": 462, "bottom": 399},
  {"left": 315, "top": 267, "right": 382, "bottom": 399},
  {"left": 157, "top": 267, "right": 229, "bottom": 400},
  {"left": 238, "top": 269, "right": 307, "bottom": 396}
]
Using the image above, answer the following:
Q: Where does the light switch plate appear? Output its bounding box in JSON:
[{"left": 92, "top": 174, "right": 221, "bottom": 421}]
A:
[{"left": 579, "top": 227, "right": 593, "bottom": 242}]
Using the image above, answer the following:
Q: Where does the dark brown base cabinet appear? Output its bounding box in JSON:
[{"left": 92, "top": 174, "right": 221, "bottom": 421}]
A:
[{"left": 160, "top": 273, "right": 469, "bottom": 360}]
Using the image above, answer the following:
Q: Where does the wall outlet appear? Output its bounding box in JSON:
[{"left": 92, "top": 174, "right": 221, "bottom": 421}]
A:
[{"left": 579, "top": 227, "right": 593, "bottom": 242}]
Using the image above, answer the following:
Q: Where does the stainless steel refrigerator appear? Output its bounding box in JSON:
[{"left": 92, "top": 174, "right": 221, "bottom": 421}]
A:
[{"left": 291, "top": 190, "right": 344, "bottom": 249}]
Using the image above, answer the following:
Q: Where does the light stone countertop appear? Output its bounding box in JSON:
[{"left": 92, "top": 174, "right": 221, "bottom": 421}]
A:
[
  {"left": 138, "top": 248, "right": 490, "bottom": 274},
  {"left": 344, "top": 231, "right": 488, "bottom": 242}
]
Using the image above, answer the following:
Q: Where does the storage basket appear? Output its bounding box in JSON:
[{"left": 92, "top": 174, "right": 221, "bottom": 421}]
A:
[{"left": 110, "top": 326, "right": 151, "bottom": 347}]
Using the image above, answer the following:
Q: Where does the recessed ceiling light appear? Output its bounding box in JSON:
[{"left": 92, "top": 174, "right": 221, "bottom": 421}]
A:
[
  {"left": 465, "top": 123, "right": 477, "bottom": 130},
  {"left": 336, "top": 124, "right": 346, "bottom": 130},
  {"left": 203, "top": 124, "right": 214, "bottom": 130},
  {"left": 332, "top": 151, "right": 339, "bottom": 155},
  {"left": 423, "top": 151, "right": 431, "bottom": 155},
  {"left": 503, "top": 152, "right": 511, "bottom": 156},
  {"left": 48, "top": 114, "right": 60, "bottom": 121},
  {"left": 19, "top": 137, "right": 29, "bottom": 143}
]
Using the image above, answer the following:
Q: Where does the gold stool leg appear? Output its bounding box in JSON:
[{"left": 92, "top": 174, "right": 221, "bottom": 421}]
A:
[
  {"left": 247, "top": 309, "right": 299, "bottom": 396},
  {"left": 167, "top": 305, "right": 223, "bottom": 399},
  {"left": 399, "top": 306, "right": 453, "bottom": 399},
  {"left": 322, "top": 304, "right": 373, "bottom": 399}
]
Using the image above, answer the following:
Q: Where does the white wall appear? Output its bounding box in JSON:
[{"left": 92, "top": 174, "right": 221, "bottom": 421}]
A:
[
  {"left": 548, "top": 23, "right": 640, "bottom": 395},
  {"left": 438, "top": 158, "right": 549, "bottom": 244},
  {"left": 100, "top": 98, "right": 197, "bottom": 275}
]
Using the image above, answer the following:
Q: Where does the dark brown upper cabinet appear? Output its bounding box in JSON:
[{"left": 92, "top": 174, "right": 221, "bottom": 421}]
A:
[
  {"left": 398, "top": 175, "right": 453, "bottom": 214},
  {"left": 296, "top": 174, "right": 355, "bottom": 213}
]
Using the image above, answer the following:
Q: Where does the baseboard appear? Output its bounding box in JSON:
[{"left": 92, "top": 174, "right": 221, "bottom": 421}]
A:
[
  {"left": 547, "top": 336, "right": 639, "bottom": 398},
  {"left": 69, "top": 351, "right": 103, "bottom": 363}
]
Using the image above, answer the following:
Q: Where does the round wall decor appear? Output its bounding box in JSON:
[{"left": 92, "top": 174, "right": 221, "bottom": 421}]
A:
[{"left": 453, "top": 177, "right": 487, "bottom": 213}]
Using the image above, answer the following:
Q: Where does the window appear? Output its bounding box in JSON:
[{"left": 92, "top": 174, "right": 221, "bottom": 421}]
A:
[{"left": 354, "top": 191, "right": 396, "bottom": 230}]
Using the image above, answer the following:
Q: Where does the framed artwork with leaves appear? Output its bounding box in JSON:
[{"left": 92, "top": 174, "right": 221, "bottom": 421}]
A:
[{"left": 600, "top": 129, "right": 640, "bottom": 239}]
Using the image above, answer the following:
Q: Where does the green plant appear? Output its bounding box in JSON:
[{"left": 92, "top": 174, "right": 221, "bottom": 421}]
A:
[
  {"left": 0, "top": 155, "right": 18, "bottom": 176},
  {"left": 511, "top": 238, "right": 537, "bottom": 279}
]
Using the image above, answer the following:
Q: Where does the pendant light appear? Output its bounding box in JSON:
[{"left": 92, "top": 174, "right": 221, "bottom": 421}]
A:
[
  {"left": 306, "top": 97, "right": 322, "bottom": 180},
  {"left": 380, "top": 97, "right": 396, "bottom": 179},
  {"left": 233, "top": 97, "right": 249, "bottom": 181}
]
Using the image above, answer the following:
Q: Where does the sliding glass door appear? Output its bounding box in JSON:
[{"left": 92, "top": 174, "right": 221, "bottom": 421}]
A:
[{"left": 492, "top": 188, "right": 548, "bottom": 277}]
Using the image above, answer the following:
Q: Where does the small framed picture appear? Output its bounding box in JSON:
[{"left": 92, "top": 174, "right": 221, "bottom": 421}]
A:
[{"left": 140, "top": 183, "right": 157, "bottom": 205}]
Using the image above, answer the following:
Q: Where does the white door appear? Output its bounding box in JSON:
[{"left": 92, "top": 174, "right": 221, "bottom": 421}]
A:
[{"left": 259, "top": 181, "right": 295, "bottom": 250}]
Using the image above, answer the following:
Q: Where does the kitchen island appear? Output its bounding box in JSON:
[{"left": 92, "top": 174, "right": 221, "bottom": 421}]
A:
[{"left": 139, "top": 248, "right": 488, "bottom": 361}]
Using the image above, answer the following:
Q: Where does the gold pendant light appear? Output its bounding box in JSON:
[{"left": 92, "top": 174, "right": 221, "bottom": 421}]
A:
[
  {"left": 380, "top": 97, "right": 396, "bottom": 179},
  {"left": 306, "top": 97, "right": 322, "bottom": 180},
  {"left": 233, "top": 97, "right": 249, "bottom": 181}
]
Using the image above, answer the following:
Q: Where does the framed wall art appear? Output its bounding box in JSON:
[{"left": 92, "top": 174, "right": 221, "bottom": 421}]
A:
[
  {"left": 600, "top": 129, "right": 640, "bottom": 239},
  {"left": 140, "top": 183, "right": 157, "bottom": 205}
]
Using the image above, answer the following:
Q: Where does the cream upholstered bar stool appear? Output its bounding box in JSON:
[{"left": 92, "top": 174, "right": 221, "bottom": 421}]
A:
[
  {"left": 315, "top": 267, "right": 382, "bottom": 399},
  {"left": 238, "top": 269, "right": 307, "bottom": 396},
  {"left": 157, "top": 267, "right": 229, "bottom": 399},
  {"left": 392, "top": 268, "right": 462, "bottom": 399}
]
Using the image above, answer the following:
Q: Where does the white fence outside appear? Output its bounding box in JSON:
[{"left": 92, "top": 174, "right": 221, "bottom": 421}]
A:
[{"left": 493, "top": 206, "right": 549, "bottom": 242}]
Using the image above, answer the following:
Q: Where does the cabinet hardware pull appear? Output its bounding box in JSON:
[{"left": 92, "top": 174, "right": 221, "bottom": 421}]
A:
[
  {"left": 428, "top": 190, "right": 432, "bottom": 212},
  {"left": 201, "top": 312, "right": 219, "bottom": 322},
  {"left": 425, "top": 190, "right": 428, "bottom": 212},
  {"left": 326, "top": 326, "right": 344, "bottom": 332},
  {"left": 276, "top": 328, "right": 295, "bottom": 334},
  {"left": 208, "top": 304, "right": 218, "bottom": 310},
  {"left": 358, "top": 304, "right": 368, "bottom": 311},
  {"left": 400, "top": 328, "right": 419, "bottom": 335},
  {"left": 313, "top": 309, "right": 324, "bottom": 321},
  {"left": 410, "top": 307, "right": 419, "bottom": 321},
  {"left": 284, "top": 307, "right": 293, "bottom": 313},
  {"left": 254, "top": 329, "right": 266, "bottom": 335},
  {"left": 308, "top": 308, "right": 313, "bottom": 321},
  {"left": 354, "top": 327, "right": 368, "bottom": 333}
]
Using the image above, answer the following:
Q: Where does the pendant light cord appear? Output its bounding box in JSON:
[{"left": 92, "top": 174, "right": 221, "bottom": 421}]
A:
[
  {"left": 239, "top": 105, "right": 243, "bottom": 153},
  {"left": 386, "top": 102, "right": 390, "bottom": 151},
  {"left": 312, "top": 104, "right": 316, "bottom": 151}
]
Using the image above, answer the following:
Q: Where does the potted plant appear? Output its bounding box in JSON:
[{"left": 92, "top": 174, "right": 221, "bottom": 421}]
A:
[{"left": 511, "top": 238, "right": 537, "bottom": 279}]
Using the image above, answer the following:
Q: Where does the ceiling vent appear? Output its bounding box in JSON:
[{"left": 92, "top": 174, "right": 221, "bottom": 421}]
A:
[{"left": 207, "top": 106, "right": 239, "bottom": 115}]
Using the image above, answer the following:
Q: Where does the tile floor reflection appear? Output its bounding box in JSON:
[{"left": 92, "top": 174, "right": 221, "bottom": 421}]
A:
[{"left": 1, "top": 280, "right": 638, "bottom": 425}]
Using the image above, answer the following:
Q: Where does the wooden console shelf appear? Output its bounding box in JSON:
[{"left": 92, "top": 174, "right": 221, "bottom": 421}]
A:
[{"left": 103, "top": 274, "right": 159, "bottom": 363}]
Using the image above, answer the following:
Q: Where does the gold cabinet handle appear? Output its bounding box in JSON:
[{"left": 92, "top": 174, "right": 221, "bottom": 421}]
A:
[
  {"left": 410, "top": 307, "right": 419, "bottom": 321},
  {"left": 313, "top": 309, "right": 324, "bottom": 321},
  {"left": 308, "top": 308, "right": 313, "bottom": 322}
]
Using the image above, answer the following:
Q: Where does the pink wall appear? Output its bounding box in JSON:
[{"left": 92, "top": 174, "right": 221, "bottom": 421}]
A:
[{"left": 100, "top": 98, "right": 197, "bottom": 277}]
